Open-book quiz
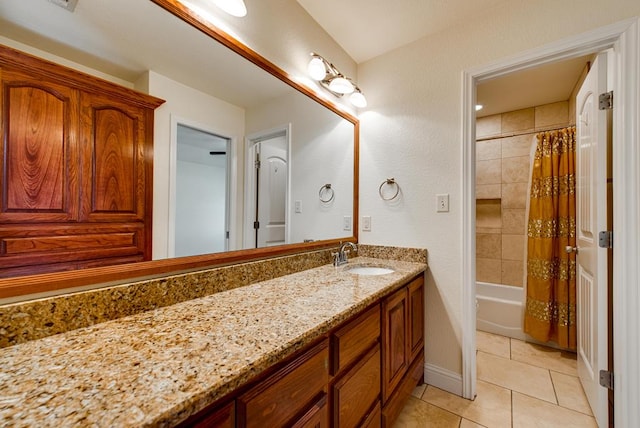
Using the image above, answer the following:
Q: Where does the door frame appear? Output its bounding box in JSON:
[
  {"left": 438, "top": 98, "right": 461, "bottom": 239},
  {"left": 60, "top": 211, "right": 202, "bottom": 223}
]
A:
[
  {"left": 461, "top": 18, "right": 640, "bottom": 427},
  {"left": 168, "top": 115, "right": 237, "bottom": 257},
  {"left": 243, "top": 124, "right": 292, "bottom": 249}
]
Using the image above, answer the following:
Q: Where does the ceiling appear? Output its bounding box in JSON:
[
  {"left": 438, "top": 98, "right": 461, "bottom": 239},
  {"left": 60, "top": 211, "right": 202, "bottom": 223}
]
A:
[
  {"left": 295, "top": 0, "right": 507, "bottom": 64},
  {"left": 297, "top": 0, "right": 591, "bottom": 116}
]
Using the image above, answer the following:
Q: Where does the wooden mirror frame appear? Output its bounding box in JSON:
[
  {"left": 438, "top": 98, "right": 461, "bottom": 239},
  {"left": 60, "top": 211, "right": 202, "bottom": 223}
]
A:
[{"left": 0, "top": 0, "right": 359, "bottom": 299}]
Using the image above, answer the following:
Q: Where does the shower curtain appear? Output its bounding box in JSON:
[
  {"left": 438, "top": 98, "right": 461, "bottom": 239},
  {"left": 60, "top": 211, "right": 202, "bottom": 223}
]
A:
[{"left": 523, "top": 127, "right": 577, "bottom": 350}]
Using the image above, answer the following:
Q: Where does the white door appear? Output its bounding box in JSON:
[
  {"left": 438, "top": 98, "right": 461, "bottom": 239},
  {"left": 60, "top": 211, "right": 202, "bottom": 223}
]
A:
[
  {"left": 575, "top": 53, "right": 609, "bottom": 427},
  {"left": 255, "top": 136, "right": 287, "bottom": 247}
]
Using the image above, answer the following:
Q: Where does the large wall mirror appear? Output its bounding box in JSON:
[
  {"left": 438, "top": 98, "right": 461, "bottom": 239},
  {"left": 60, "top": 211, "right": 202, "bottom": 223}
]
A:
[{"left": 0, "top": 0, "right": 358, "bottom": 298}]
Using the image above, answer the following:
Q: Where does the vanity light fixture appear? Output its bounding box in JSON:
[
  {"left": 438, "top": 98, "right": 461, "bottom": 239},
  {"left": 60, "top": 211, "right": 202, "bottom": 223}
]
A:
[
  {"left": 211, "top": 0, "right": 247, "bottom": 17},
  {"left": 308, "top": 53, "right": 367, "bottom": 108}
]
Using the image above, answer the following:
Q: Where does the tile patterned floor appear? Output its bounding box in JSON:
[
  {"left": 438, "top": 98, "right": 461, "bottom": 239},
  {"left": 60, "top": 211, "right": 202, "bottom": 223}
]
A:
[{"left": 394, "top": 331, "right": 597, "bottom": 427}]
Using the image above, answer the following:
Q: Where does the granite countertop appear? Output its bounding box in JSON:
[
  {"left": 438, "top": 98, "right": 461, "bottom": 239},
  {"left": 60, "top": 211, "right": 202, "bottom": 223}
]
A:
[{"left": 0, "top": 257, "right": 425, "bottom": 427}]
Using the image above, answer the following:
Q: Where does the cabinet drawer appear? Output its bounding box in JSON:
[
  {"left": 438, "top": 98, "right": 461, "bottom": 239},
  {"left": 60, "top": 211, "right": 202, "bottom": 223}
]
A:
[
  {"left": 291, "top": 393, "right": 328, "bottom": 428},
  {"left": 331, "top": 303, "right": 380, "bottom": 375},
  {"left": 191, "top": 401, "right": 235, "bottom": 428},
  {"left": 332, "top": 344, "right": 381, "bottom": 428},
  {"left": 238, "top": 339, "right": 329, "bottom": 427}
]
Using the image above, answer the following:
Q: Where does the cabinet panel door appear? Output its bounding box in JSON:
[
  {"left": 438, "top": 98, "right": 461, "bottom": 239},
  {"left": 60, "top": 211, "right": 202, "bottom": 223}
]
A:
[
  {"left": 0, "top": 69, "right": 79, "bottom": 223},
  {"left": 79, "top": 93, "right": 147, "bottom": 222},
  {"left": 408, "top": 276, "right": 425, "bottom": 361},
  {"left": 382, "top": 287, "right": 408, "bottom": 403}
]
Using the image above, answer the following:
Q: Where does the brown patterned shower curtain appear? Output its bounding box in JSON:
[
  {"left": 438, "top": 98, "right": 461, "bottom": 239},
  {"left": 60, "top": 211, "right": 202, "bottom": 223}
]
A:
[{"left": 523, "top": 127, "right": 577, "bottom": 350}]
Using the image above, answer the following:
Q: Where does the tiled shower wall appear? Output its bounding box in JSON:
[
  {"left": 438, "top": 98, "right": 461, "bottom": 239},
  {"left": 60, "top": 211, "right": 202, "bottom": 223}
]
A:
[{"left": 475, "top": 101, "right": 573, "bottom": 287}]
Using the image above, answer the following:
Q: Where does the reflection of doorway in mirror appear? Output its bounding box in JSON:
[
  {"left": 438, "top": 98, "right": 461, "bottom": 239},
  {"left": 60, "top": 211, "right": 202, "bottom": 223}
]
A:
[
  {"left": 245, "top": 127, "right": 290, "bottom": 249},
  {"left": 175, "top": 124, "right": 231, "bottom": 257}
]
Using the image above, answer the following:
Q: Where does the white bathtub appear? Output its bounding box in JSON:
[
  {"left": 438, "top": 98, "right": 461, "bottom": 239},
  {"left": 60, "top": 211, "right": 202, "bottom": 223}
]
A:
[{"left": 476, "top": 282, "right": 526, "bottom": 340}]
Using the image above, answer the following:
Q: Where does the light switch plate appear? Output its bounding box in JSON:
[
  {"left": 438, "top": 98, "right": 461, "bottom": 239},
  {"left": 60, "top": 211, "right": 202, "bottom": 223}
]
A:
[
  {"left": 436, "top": 194, "right": 449, "bottom": 212},
  {"left": 362, "top": 216, "right": 371, "bottom": 231},
  {"left": 343, "top": 216, "right": 352, "bottom": 231},
  {"left": 295, "top": 200, "right": 302, "bottom": 213}
]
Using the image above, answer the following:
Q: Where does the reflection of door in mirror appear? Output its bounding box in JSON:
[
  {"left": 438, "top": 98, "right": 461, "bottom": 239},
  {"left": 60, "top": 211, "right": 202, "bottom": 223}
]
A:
[
  {"left": 174, "top": 124, "right": 231, "bottom": 257},
  {"left": 246, "top": 128, "right": 290, "bottom": 249}
]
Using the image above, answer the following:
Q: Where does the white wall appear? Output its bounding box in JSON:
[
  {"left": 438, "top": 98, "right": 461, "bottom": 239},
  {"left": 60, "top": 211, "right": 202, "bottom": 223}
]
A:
[
  {"left": 356, "top": 0, "right": 640, "bottom": 381},
  {"left": 137, "top": 71, "right": 245, "bottom": 258},
  {"left": 246, "top": 91, "right": 354, "bottom": 243}
]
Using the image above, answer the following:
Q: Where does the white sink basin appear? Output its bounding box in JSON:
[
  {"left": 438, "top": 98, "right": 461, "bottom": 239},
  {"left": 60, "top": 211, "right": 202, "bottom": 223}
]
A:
[{"left": 343, "top": 265, "right": 395, "bottom": 275}]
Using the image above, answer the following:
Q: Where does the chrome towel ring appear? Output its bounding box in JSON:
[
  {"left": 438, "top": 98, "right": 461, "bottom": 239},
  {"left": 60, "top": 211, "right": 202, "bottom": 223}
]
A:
[
  {"left": 379, "top": 178, "right": 400, "bottom": 201},
  {"left": 319, "top": 183, "right": 335, "bottom": 203}
]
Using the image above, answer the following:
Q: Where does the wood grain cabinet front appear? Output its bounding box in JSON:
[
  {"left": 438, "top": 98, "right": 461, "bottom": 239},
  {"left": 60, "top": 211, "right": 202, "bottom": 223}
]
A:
[
  {"left": 381, "top": 275, "right": 425, "bottom": 427},
  {"left": 173, "top": 273, "right": 425, "bottom": 428},
  {"left": 237, "top": 339, "right": 329, "bottom": 428},
  {"left": 0, "top": 45, "right": 163, "bottom": 277}
]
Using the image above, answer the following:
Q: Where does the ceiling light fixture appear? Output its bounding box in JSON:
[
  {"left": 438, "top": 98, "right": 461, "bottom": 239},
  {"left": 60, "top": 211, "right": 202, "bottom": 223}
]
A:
[
  {"left": 308, "top": 53, "right": 367, "bottom": 108},
  {"left": 211, "top": 0, "right": 247, "bottom": 17},
  {"left": 475, "top": 104, "right": 483, "bottom": 111}
]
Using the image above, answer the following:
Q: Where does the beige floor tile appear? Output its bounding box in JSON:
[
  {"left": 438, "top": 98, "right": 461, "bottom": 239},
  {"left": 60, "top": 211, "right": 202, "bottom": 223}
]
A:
[
  {"left": 476, "top": 330, "right": 510, "bottom": 358},
  {"left": 422, "top": 381, "right": 511, "bottom": 428},
  {"left": 511, "top": 339, "right": 577, "bottom": 376},
  {"left": 412, "top": 383, "right": 427, "bottom": 399},
  {"left": 550, "top": 371, "right": 593, "bottom": 415},
  {"left": 512, "top": 392, "right": 598, "bottom": 428},
  {"left": 460, "top": 418, "right": 487, "bottom": 428},
  {"left": 477, "top": 351, "right": 556, "bottom": 403},
  {"left": 393, "top": 396, "right": 461, "bottom": 428}
]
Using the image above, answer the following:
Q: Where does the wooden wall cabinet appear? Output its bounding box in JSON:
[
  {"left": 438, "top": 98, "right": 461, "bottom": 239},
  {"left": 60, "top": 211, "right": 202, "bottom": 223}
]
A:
[{"left": 0, "top": 45, "right": 163, "bottom": 277}]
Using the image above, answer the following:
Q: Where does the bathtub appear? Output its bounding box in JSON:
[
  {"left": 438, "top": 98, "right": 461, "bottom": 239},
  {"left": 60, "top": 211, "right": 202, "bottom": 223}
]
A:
[{"left": 476, "top": 282, "right": 526, "bottom": 340}]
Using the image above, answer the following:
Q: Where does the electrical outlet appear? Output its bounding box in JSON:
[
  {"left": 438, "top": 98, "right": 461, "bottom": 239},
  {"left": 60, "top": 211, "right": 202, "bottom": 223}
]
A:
[
  {"left": 343, "top": 216, "right": 352, "bottom": 231},
  {"left": 436, "top": 194, "right": 449, "bottom": 212},
  {"left": 362, "top": 216, "right": 371, "bottom": 231},
  {"left": 295, "top": 200, "right": 302, "bottom": 213}
]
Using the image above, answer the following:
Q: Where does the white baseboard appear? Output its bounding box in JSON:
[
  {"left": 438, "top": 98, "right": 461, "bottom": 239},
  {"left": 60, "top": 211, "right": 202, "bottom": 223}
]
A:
[{"left": 424, "top": 363, "right": 463, "bottom": 396}]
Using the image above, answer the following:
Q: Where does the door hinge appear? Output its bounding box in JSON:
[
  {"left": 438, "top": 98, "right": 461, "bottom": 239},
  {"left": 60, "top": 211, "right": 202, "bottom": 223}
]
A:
[
  {"left": 225, "top": 231, "right": 230, "bottom": 239},
  {"left": 599, "top": 91, "right": 613, "bottom": 110},
  {"left": 254, "top": 153, "right": 261, "bottom": 169},
  {"left": 598, "top": 230, "right": 613, "bottom": 248},
  {"left": 253, "top": 221, "right": 260, "bottom": 230},
  {"left": 599, "top": 370, "right": 614, "bottom": 390}
]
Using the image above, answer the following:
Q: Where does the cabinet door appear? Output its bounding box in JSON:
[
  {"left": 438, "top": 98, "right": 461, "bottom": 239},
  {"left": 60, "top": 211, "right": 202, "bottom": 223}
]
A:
[
  {"left": 79, "top": 92, "right": 149, "bottom": 223},
  {"left": 382, "top": 287, "right": 408, "bottom": 404},
  {"left": 408, "top": 276, "right": 425, "bottom": 361},
  {"left": 0, "top": 68, "right": 79, "bottom": 223}
]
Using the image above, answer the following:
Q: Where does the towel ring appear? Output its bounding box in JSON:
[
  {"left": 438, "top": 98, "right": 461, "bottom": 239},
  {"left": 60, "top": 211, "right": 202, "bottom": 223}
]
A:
[
  {"left": 379, "top": 178, "right": 400, "bottom": 201},
  {"left": 319, "top": 183, "right": 335, "bottom": 203}
]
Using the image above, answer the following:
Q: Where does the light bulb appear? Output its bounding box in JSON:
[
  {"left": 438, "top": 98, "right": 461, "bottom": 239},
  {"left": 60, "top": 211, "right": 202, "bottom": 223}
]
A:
[
  {"left": 212, "top": 0, "right": 247, "bottom": 17},
  {"left": 350, "top": 91, "right": 367, "bottom": 108},
  {"left": 328, "top": 76, "right": 355, "bottom": 94},
  {"left": 308, "top": 56, "right": 326, "bottom": 81}
]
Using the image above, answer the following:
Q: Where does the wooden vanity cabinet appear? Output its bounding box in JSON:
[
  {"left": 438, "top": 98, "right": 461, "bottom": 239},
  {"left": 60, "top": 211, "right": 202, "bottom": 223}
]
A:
[
  {"left": 176, "top": 273, "right": 425, "bottom": 428},
  {"left": 0, "top": 45, "right": 163, "bottom": 277}
]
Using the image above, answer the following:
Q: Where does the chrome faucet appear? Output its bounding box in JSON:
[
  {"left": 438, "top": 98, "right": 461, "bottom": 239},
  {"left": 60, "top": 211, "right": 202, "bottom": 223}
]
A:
[{"left": 332, "top": 242, "right": 358, "bottom": 267}]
